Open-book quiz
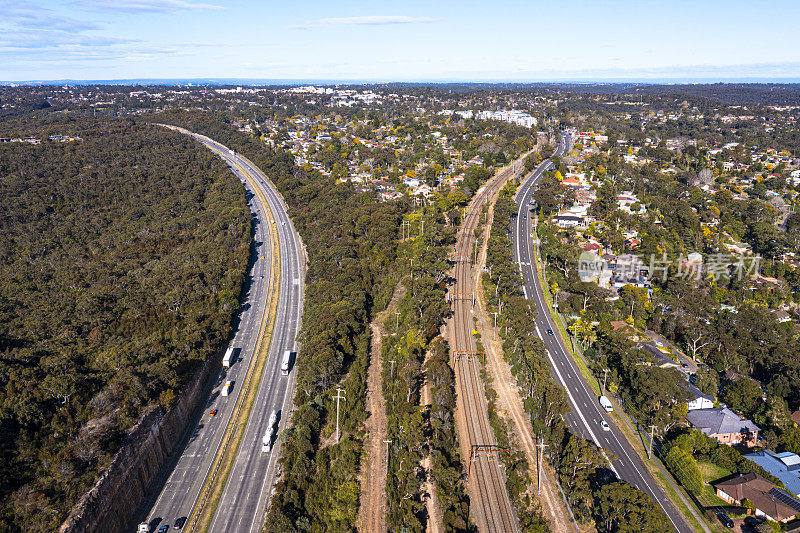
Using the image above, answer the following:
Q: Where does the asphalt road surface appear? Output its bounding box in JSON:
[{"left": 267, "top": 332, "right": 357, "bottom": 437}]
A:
[
  {"left": 511, "top": 132, "right": 694, "bottom": 533},
  {"left": 138, "top": 128, "right": 304, "bottom": 533}
]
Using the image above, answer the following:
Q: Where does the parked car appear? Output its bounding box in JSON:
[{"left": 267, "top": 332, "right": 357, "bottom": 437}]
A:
[
  {"left": 744, "top": 516, "right": 763, "bottom": 527},
  {"left": 717, "top": 513, "right": 734, "bottom": 528}
]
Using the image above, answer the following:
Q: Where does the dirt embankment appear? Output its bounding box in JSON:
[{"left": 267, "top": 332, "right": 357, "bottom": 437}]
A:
[{"left": 357, "top": 282, "right": 406, "bottom": 532}]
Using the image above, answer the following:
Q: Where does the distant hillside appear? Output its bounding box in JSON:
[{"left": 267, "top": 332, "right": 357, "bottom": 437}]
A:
[{"left": 0, "top": 117, "right": 250, "bottom": 531}]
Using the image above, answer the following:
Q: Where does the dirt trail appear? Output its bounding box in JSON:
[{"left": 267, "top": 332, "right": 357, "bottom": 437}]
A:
[
  {"left": 420, "top": 350, "right": 443, "bottom": 533},
  {"left": 473, "top": 178, "right": 574, "bottom": 532},
  {"left": 357, "top": 282, "right": 406, "bottom": 532}
]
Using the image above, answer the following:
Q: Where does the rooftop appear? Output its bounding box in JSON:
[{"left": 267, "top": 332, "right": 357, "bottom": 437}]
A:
[{"left": 685, "top": 407, "right": 760, "bottom": 436}]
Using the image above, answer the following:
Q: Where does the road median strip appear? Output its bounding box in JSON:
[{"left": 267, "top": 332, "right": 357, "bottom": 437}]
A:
[{"left": 185, "top": 152, "right": 283, "bottom": 533}]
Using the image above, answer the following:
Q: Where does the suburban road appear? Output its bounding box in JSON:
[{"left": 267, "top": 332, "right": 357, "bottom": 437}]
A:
[
  {"left": 139, "top": 127, "right": 304, "bottom": 533},
  {"left": 512, "top": 132, "right": 694, "bottom": 533},
  {"left": 450, "top": 161, "right": 523, "bottom": 533}
]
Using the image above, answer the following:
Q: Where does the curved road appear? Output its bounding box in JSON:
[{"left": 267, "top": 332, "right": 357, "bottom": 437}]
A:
[
  {"left": 512, "top": 133, "right": 694, "bottom": 533},
  {"left": 140, "top": 127, "right": 304, "bottom": 533}
]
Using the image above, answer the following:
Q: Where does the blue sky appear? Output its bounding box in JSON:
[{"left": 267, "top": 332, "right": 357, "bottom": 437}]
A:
[{"left": 2, "top": 0, "right": 800, "bottom": 81}]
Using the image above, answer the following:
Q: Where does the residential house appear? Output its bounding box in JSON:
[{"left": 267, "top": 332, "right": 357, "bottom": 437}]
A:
[
  {"left": 685, "top": 407, "right": 760, "bottom": 446},
  {"left": 714, "top": 473, "right": 800, "bottom": 523},
  {"left": 792, "top": 410, "right": 800, "bottom": 428},
  {"left": 610, "top": 320, "right": 640, "bottom": 341},
  {"left": 685, "top": 385, "right": 715, "bottom": 410},
  {"left": 553, "top": 214, "right": 584, "bottom": 228},
  {"left": 746, "top": 450, "right": 800, "bottom": 497}
]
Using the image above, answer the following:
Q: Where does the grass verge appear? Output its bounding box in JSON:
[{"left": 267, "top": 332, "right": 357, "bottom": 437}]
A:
[
  {"left": 530, "top": 226, "right": 712, "bottom": 533},
  {"left": 186, "top": 157, "right": 283, "bottom": 533}
]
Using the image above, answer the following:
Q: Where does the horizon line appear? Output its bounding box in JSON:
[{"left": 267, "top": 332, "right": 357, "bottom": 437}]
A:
[{"left": 4, "top": 77, "right": 800, "bottom": 87}]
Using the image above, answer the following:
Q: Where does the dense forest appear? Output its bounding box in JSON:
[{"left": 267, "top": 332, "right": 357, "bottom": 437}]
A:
[
  {"left": 146, "top": 111, "right": 410, "bottom": 531},
  {"left": 0, "top": 117, "right": 251, "bottom": 531}
]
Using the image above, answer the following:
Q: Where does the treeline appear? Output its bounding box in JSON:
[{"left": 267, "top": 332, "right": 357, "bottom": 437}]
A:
[
  {"left": 482, "top": 183, "right": 669, "bottom": 531},
  {"left": 382, "top": 207, "right": 472, "bottom": 530},
  {"left": 0, "top": 116, "right": 251, "bottom": 531},
  {"left": 146, "top": 111, "right": 407, "bottom": 530}
]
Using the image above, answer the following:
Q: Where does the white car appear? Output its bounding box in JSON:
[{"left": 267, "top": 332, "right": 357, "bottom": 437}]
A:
[{"left": 600, "top": 420, "right": 610, "bottom": 432}]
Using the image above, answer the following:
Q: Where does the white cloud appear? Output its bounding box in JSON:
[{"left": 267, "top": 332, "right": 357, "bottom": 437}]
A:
[
  {"left": 290, "top": 15, "right": 441, "bottom": 30},
  {"left": 0, "top": 0, "right": 98, "bottom": 31},
  {"left": 76, "top": 0, "right": 222, "bottom": 13}
]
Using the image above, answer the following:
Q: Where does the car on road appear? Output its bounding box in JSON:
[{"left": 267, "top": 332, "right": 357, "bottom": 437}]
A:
[
  {"left": 546, "top": 328, "right": 554, "bottom": 335},
  {"left": 600, "top": 420, "right": 610, "bottom": 432},
  {"left": 158, "top": 526, "right": 169, "bottom": 533},
  {"left": 717, "top": 513, "right": 734, "bottom": 528},
  {"left": 209, "top": 409, "right": 218, "bottom": 417},
  {"left": 173, "top": 517, "right": 187, "bottom": 529}
]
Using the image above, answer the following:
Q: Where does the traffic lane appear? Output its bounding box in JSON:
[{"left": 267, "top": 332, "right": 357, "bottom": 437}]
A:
[
  {"left": 208, "top": 152, "right": 304, "bottom": 533},
  {"left": 210, "top": 238, "right": 293, "bottom": 530},
  {"left": 144, "top": 156, "right": 275, "bottom": 527},
  {"left": 517, "top": 232, "right": 688, "bottom": 533}
]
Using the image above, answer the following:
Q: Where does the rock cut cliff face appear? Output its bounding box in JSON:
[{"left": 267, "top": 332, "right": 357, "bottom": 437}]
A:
[{"left": 59, "top": 360, "right": 214, "bottom": 533}]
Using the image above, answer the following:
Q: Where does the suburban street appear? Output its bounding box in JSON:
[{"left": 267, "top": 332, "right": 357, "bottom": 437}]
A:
[
  {"left": 450, "top": 161, "right": 522, "bottom": 533},
  {"left": 139, "top": 128, "right": 304, "bottom": 533},
  {"left": 512, "top": 133, "right": 695, "bottom": 533}
]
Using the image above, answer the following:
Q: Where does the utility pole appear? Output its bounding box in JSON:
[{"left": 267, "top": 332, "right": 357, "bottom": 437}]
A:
[
  {"left": 383, "top": 439, "right": 392, "bottom": 475},
  {"left": 536, "top": 441, "right": 549, "bottom": 494},
  {"left": 602, "top": 368, "right": 610, "bottom": 396},
  {"left": 334, "top": 388, "right": 346, "bottom": 443},
  {"left": 389, "top": 360, "right": 396, "bottom": 379},
  {"left": 648, "top": 424, "right": 658, "bottom": 458}
]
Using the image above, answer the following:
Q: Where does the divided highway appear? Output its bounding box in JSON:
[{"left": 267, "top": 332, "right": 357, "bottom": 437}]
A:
[
  {"left": 512, "top": 133, "right": 694, "bottom": 533},
  {"left": 450, "top": 163, "right": 521, "bottom": 533},
  {"left": 140, "top": 126, "right": 304, "bottom": 533}
]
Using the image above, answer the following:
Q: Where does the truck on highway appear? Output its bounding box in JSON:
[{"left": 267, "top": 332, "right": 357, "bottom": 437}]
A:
[
  {"left": 262, "top": 410, "right": 278, "bottom": 452},
  {"left": 221, "top": 381, "right": 232, "bottom": 397},
  {"left": 223, "top": 347, "right": 234, "bottom": 369},
  {"left": 137, "top": 523, "right": 149, "bottom": 533},
  {"left": 281, "top": 351, "right": 292, "bottom": 376},
  {"left": 599, "top": 395, "right": 613, "bottom": 412}
]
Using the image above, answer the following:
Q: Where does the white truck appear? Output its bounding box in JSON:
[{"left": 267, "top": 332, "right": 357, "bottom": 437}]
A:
[
  {"left": 599, "top": 395, "right": 613, "bottom": 412},
  {"left": 262, "top": 410, "right": 278, "bottom": 452},
  {"left": 281, "top": 351, "right": 292, "bottom": 376},
  {"left": 221, "top": 381, "right": 232, "bottom": 397},
  {"left": 222, "top": 347, "right": 234, "bottom": 369},
  {"left": 137, "top": 523, "right": 149, "bottom": 533}
]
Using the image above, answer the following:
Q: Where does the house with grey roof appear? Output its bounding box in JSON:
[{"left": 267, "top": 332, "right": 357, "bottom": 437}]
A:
[
  {"left": 685, "top": 407, "right": 760, "bottom": 446},
  {"left": 746, "top": 450, "right": 800, "bottom": 497}
]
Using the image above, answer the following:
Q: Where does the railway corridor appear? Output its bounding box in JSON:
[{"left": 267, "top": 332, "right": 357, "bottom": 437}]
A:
[{"left": 449, "top": 166, "right": 520, "bottom": 533}]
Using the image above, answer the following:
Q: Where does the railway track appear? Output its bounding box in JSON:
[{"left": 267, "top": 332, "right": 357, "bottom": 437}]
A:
[{"left": 450, "top": 163, "right": 520, "bottom": 533}]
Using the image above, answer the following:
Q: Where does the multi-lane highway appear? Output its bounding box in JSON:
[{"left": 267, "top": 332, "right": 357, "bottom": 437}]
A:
[
  {"left": 140, "top": 126, "right": 304, "bottom": 533},
  {"left": 450, "top": 162, "right": 521, "bottom": 533},
  {"left": 512, "top": 133, "right": 694, "bottom": 533}
]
